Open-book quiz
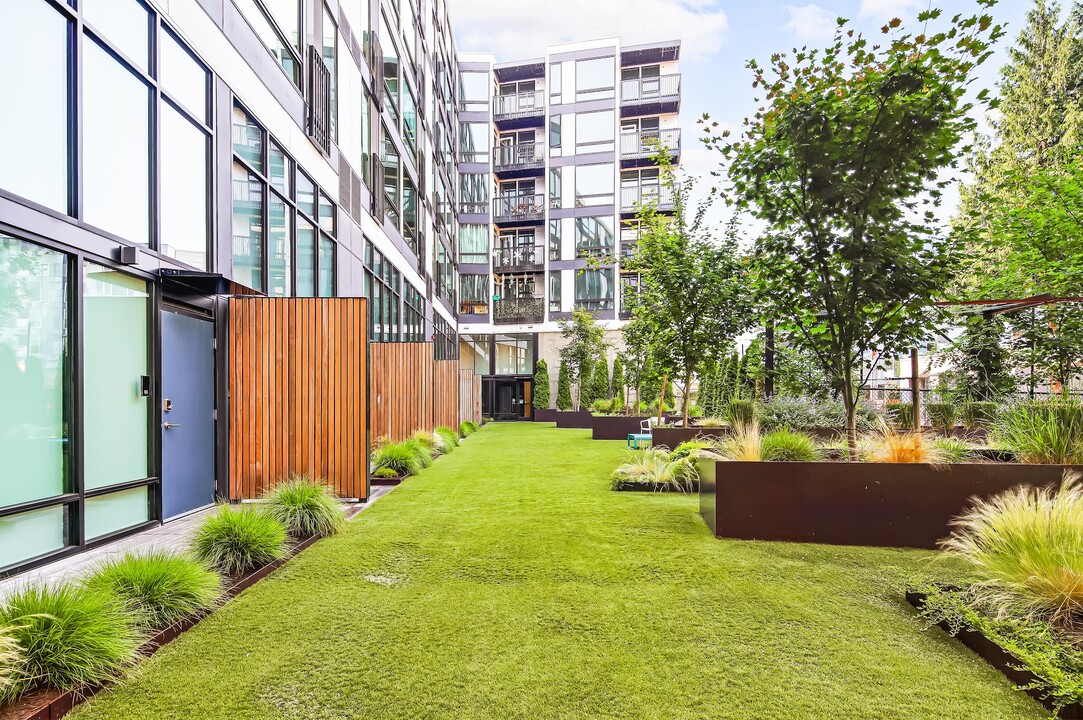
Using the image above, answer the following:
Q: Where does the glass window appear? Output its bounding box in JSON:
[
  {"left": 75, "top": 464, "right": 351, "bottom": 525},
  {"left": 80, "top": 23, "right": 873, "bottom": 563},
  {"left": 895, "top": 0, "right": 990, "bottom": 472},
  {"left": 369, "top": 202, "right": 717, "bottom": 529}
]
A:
[
  {"left": 549, "top": 272, "right": 562, "bottom": 312},
  {"left": 575, "top": 110, "right": 615, "bottom": 152},
  {"left": 459, "top": 225, "right": 488, "bottom": 263},
  {"left": 297, "top": 172, "right": 315, "bottom": 217},
  {"left": 402, "top": 82, "right": 417, "bottom": 157},
  {"left": 575, "top": 57, "right": 615, "bottom": 99},
  {"left": 318, "top": 192, "right": 335, "bottom": 234},
  {"left": 322, "top": 7, "right": 337, "bottom": 138},
  {"left": 575, "top": 268, "right": 614, "bottom": 310},
  {"left": 0, "top": 235, "right": 69, "bottom": 508},
  {"left": 269, "top": 142, "right": 289, "bottom": 195},
  {"left": 296, "top": 220, "right": 316, "bottom": 297},
  {"left": 232, "top": 106, "right": 263, "bottom": 170},
  {"left": 549, "top": 167, "right": 561, "bottom": 208},
  {"left": 84, "top": 39, "right": 150, "bottom": 245},
  {"left": 84, "top": 486, "right": 148, "bottom": 540},
  {"left": 160, "top": 105, "right": 208, "bottom": 269},
  {"left": 380, "top": 21, "right": 399, "bottom": 112},
  {"left": 549, "top": 63, "right": 562, "bottom": 96},
  {"left": 459, "top": 71, "right": 489, "bottom": 109},
  {"left": 459, "top": 122, "right": 490, "bottom": 162},
  {"left": 83, "top": 0, "right": 150, "bottom": 72},
  {"left": 233, "top": 0, "right": 300, "bottom": 84},
  {"left": 318, "top": 236, "right": 335, "bottom": 297},
  {"left": 82, "top": 264, "right": 148, "bottom": 490},
  {"left": 403, "top": 177, "right": 418, "bottom": 248},
  {"left": 494, "top": 337, "right": 534, "bottom": 375},
  {"left": 268, "top": 194, "right": 291, "bottom": 297},
  {"left": 575, "top": 216, "right": 615, "bottom": 252},
  {"left": 0, "top": 506, "right": 69, "bottom": 570},
  {"left": 459, "top": 173, "right": 488, "bottom": 212},
  {"left": 232, "top": 162, "right": 263, "bottom": 291},
  {"left": 549, "top": 219, "right": 561, "bottom": 260},
  {"left": 574, "top": 164, "right": 614, "bottom": 206},
  {"left": 549, "top": 115, "right": 561, "bottom": 148},
  {"left": 0, "top": 0, "right": 69, "bottom": 213},
  {"left": 160, "top": 30, "right": 208, "bottom": 123}
]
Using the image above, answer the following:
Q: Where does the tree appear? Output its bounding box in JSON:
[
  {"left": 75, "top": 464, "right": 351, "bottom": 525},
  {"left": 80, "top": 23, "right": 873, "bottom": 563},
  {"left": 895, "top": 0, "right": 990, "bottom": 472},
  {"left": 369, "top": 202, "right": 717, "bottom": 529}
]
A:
[
  {"left": 1014, "top": 303, "right": 1083, "bottom": 396},
  {"left": 611, "top": 355, "right": 627, "bottom": 407},
  {"left": 624, "top": 154, "right": 755, "bottom": 425},
  {"left": 533, "top": 359, "right": 551, "bottom": 409},
  {"left": 619, "top": 318, "right": 652, "bottom": 411},
  {"left": 710, "top": 6, "right": 1003, "bottom": 456},
  {"left": 556, "top": 363, "right": 573, "bottom": 410},
  {"left": 588, "top": 357, "right": 610, "bottom": 408},
  {"left": 557, "top": 309, "right": 607, "bottom": 410},
  {"left": 951, "top": 315, "right": 1016, "bottom": 401}
]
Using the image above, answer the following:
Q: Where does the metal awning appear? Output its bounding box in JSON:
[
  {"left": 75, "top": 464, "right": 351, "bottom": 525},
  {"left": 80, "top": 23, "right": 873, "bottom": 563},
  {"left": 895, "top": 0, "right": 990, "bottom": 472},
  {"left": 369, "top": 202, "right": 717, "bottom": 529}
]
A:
[
  {"left": 159, "top": 269, "right": 264, "bottom": 296},
  {"left": 935, "top": 294, "right": 1083, "bottom": 317}
]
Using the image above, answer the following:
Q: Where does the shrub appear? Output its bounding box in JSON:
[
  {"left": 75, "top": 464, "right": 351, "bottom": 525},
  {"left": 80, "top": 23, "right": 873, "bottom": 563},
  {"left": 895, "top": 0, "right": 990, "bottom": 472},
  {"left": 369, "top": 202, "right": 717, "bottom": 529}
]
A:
[
  {"left": 411, "top": 429, "right": 440, "bottom": 455},
  {"left": 460, "top": 420, "right": 479, "bottom": 436},
  {"left": 758, "top": 396, "right": 882, "bottom": 431},
  {"left": 696, "top": 416, "right": 727, "bottom": 428},
  {"left": 994, "top": 401, "right": 1083, "bottom": 465},
  {"left": 403, "top": 438, "right": 433, "bottom": 468},
  {"left": 670, "top": 440, "right": 710, "bottom": 461},
  {"left": 941, "top": 472, "right": 1083, "bottom": 625},
  {"left": 926, "top": 402, "right": 958, "bottom": 430},
  {"left": 435, "top": 426, "right": 459, "bottom": 451},
  {"left": 761, "top": 429, "right": 821, "bottom": 461},
  {"left": 725, "top": 399, "right": 756, "bottom": 425},
  {"left": 868, "top": 424, "right": 944, "bottom": 464},
  {"left": 263, "top": 475, "right": 346, "bottom": 538},
  {"left": 591, "top": 398, "right": 615, "bottom": 413},
  {"left": 373, "top": 467, "right": 400, "bottom": 479},
  {"left": 533, "top": 359, "right": 551, "bottom": 409},
  {"left": 610, "top": 450, "right": 697, "bottom": 492},
  {"left": 372, "top": 441, "right": 423, "bottom": 476},
  {"left": 82, "top": 551, "right": 222, "bottom": 630},
  {"left": 191, "top": 506, "right": 286, "bottom": 575},
  {"left": 0, "top": 624, "right": 21, "bottom": 697},
  {"left": 886, "top": 402, "right": 914, "bottom": 429},
  {"left": 0, "top": 585, "right": 141, "bottom": 702},
  {"left": 962, "top": 400, "right": 999, "bottom": 429},
  {"left": 934, "top": 437, "right": 976, "bottom": 464}
]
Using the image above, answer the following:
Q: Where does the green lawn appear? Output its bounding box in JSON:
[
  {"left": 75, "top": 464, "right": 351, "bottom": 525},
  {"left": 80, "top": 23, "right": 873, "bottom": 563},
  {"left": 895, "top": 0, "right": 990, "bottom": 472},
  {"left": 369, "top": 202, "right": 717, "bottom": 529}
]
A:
[{"left": 73, "top": 423, "right": 1043, "bottom": 719}]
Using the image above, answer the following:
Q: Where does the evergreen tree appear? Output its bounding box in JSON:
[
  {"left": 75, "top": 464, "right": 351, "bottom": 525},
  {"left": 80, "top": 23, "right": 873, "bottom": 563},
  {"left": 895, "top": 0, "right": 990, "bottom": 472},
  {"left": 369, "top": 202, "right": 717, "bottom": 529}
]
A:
[
  {"left": 721, "top": 352, "right": 737, "bottom": 405},
  {"left": 696, "top": 369, "right": 715, "bottom": 416},
  {"left": 556, "top": 363, "right": 573, "bottom": 410},
  {"left": 557, "top": 309, "right": 607, "bottom": 410},
  {"left": 735, "top": 350, "right": 749, "bottom": 399},
  {"left": 532, "top": 359, "right": 551, "bottom": 409},
  {"left": 951, "top": 316, "right": 1016, "bottom": 401},
  {"left": 588, "top": 357, "right": 610, "bottom": 408},
  {"left": 611, "top": 355, "right": 626, "bottom": 404}
]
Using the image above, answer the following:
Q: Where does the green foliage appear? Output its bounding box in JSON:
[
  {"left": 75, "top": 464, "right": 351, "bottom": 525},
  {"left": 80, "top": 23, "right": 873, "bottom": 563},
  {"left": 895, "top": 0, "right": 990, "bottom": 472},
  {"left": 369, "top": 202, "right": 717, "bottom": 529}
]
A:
[
  {"left": 591, "top": 398, "right": 622, "bottom": 414},
  {"left": 0, "top": 624, "right": 19, "bottom": 696},
  {"left": 610, "top": 449, "right": 697, "bottom": 492},
  {"left": 760, "top": 429, "right": 821, "bottom": 462},
  {"left": 1015, "top": 304, "right": 1083, "bottom": 398},
  {"left": 435, "top": 426, "right": 460, "bottom": 451},
  {"left": 994, "top": 401, "right": 1083, "bottom": 464},
  {"left": 558, "top": 310, "right": 607, "bottom": 410},
  {"left": 915, "top": 584, "right": 1083, "bottom": 715},
  {"left": 0, "top": 585, "right": 141, "bottom": 701},
  {"left": 887, "top": 402, "right": 915, "bottom": 429},
  {"left": 933, "top": 437, "right": 976, "bottom": 464},
  {"left": 696, "top": 417, "right": 727, "bottom": 428},
  {"left": 462, "top": 421, "right": 479, "bottom": 434},
  {"left": 758, "top": 396, "right": 881, "bottom": 431},
  {"left": 951, "top": 316, "right": 1016, "bottom": 402},
  {"left": 404, "top": 438, "right": 434, "bottom": 467},
  {"left": 83, "top": 551, "right": 222, "bottom": 630},
  {"left": 962, "top": 400, "right": 1000, "bottom": 429},
  {"left": 372, "top": 442, "right": 423, "bottom": 476},
  {"left": 191, "top": 506, "right": 287, "bottom": 575},
  {"left": 556, "top": 363, "right": 573, "bottom": 411},
  {"left": 263, "top": 475, "right": 346, "bottom": 538},
  {"left": 724, "top": 399, "right": 756, "bottom": 426},
  {"left": 590, "top": 356, "right": 611, "bottom": 403},
  {"left": 925, "top": 402, "right": 958, "bottom": 430},
  {"left": 712, "top": 6, "right": 1003, "bottom": 454},
  {"left": 670, "top": 440, "right": 711, "bottom": 461},
  {"left": 411, "top": 429, "right": 440, "bottom": 455},
  {"left": 373, "top": 467, "right": 401, "bottom": 479},
  {"left": 611, "top": 355, "right": 626, "bottom": 404},
  {"left": 532, "top": 359, "right": 551, "bottom": 409}
]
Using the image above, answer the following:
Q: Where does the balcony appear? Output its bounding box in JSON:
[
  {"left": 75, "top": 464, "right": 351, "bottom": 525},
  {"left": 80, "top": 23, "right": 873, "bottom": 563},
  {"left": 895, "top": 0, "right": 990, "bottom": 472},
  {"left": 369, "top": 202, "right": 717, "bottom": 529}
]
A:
[
  {"left": 493, "top": 142, "right": 545, "bottom": 175},
  {"left": 493, "top": 90, "right": 544, "bottom": 124},
  {"left": 493, "top": 244, "right": 545, "bottom": 272},
  {"left": 620, "top": 184, "right": 675, "bottom": 213},
  {"left": 493, "top": 296, "right": 545, "bottom": 324},
  {"left": 620, "top": 74, "right": 681, "bottom": 117},
  {"left": 460, "top": 300, "right": 489, "bottom": 315},
  {"left": 493, "top": 193, "right": 545, "bottom": 224},
  {"left": 620, "top": 129, "right": 681, "bottom": 162}
]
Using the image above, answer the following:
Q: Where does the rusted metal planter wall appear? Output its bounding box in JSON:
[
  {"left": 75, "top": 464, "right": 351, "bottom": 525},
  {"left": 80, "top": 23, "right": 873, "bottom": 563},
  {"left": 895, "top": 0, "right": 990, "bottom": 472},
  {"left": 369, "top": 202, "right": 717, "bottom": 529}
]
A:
[
  {"left": 698, "top": 459, "right": 1082, "bottom": 549},
  {"left": 591, "top": 415, "right": 654, "bottom": 440},
  {"left": 555, "top": 410, "right": 594, "bottom": 428},
  {"left": 651, "top": 427, "right": 731, "bottom": 448},
  {"left": 227, "top": 297, "right": 368, "bottom": 500},
  {"left": 534, "top": 408, "right": 558, "bottom": 422}
]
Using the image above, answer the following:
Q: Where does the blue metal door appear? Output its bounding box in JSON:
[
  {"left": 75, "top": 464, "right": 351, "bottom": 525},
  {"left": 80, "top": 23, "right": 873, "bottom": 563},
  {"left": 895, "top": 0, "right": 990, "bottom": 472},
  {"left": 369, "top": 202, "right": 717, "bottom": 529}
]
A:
[{"left": 161, "top": 310, "right": 216, "bottom": 519}]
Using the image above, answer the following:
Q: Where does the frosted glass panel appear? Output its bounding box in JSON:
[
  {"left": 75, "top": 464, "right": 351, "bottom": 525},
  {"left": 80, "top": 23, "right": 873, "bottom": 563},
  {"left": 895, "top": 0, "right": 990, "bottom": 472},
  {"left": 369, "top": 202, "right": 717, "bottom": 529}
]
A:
[
  {"left": 0, "top": 505, "right": 68, "bottom": 569},
  {"left": 83, "top": 264, "right": 149, "bottom": 490},
  {"left": 85, "top": 486, "right": 148, "bottom": 540},
  {"left": 0, "top": 235, "right": 69, "bottom": 507}
]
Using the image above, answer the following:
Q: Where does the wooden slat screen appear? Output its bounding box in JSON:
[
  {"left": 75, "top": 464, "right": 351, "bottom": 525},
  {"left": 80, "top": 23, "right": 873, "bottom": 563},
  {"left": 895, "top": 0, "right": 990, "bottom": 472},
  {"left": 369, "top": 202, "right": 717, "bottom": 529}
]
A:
[
  {"left": 434, "top": 360, "right": 460, "bottom": 429},
  {"left": 370, "top": 343, "right": 479, "bottom": 441},
  {"left": 459, "top": 368, "right": 481, "bottom": 425},
  {"left": 228, "top": 298, "right": 368, "bottom": 500}
]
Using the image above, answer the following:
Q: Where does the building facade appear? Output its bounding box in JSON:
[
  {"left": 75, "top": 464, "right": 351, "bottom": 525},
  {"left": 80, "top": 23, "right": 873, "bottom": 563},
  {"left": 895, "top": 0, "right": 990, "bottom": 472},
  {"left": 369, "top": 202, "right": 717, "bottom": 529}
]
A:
[
  {"left": 454, "top": 39, "right": 682, "bottom": 420},
  {"left": 0, "top": 0, "right": 680, "bottom": 576}
]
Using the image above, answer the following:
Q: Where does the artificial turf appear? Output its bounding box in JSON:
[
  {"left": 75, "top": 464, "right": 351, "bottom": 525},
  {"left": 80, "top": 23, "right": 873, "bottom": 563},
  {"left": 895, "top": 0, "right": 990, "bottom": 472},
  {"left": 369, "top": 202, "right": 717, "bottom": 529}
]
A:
[{"left": 72, "top": 423, "right": 1044, "bottom": 719}]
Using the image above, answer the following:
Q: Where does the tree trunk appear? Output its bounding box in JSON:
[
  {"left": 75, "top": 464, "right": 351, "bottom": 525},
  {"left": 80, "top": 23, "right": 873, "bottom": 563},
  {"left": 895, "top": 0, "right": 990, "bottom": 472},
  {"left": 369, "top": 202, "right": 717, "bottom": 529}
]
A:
[
  {"left": 657, "top": 375, "right": 668, "bottom": 427},
  {"left": 635, "top": 385, "right": 641, "bottom": 412},
  {"left": 682, "top": 368, "right": 693, "bottom": 427},
  {"left": 841, "top": 367, "right": 859, "bottom": 461}
]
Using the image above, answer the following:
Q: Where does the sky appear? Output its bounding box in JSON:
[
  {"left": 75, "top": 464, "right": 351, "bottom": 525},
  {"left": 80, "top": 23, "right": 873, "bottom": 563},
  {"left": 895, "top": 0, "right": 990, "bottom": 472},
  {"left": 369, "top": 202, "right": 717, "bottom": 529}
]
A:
[{"left": 448, "top": 0, "right": 1035, "bottom": 229}]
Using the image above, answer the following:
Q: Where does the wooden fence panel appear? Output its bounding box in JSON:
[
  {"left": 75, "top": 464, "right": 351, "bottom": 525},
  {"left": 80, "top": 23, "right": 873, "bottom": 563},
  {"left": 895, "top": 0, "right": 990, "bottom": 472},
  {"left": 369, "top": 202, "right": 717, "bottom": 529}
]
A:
[
  {"left": 459, "top": 368, "right": 481, "bottom": 425},
  {"left": 434, "top": 360, "right": 460, "bottom": 429},
  {"left": 228, "top": 297, "right": 368, "bottom": 500},
  {"left": 370, "top": 344, "right": 479, "bottom": 441}
]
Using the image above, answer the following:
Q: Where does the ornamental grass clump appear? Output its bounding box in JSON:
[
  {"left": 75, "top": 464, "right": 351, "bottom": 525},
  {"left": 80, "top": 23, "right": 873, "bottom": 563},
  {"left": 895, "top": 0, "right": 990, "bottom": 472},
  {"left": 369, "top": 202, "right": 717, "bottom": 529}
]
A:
[
  {"left": 403, "top": 438, "right": 434, "bottom": 469},
  {"left": 435, "top": 426, "right": 459, "bottom": 451},
  {"left": 962, "top": 400, "right": 999, "bottom": 430},
  {"left": 411, "top": 429, "right": 442, "bottom": 456},
  {"left": 934, "top": 436, "right": 976, "bottom": 464},
  {"left": 925, "top": 402, "right": 958, "bottom": 430},
  {"left": 191, "top": 506, "right": 286, "bottom": 575},
  {"left": 0, "top": 624, "right": 21, "bottom": 698},
  {"left": 940, "top": 472, "right": 1083, "bottom": 626},
  {"left": 610, "top": 449, "right": 697, "bottom": 492},
  {"left": 760, "top": 429, "right": 821, "bottom": 462},
  {"left": 82, "top": 551, "right": 222, "bottom": 631},
  {"left": 696, "top": 417, "right": 727, "bottom": 428},
  {"left": 263, "top": 475, "right": 346, "bottom": 538},
  {"left": 0, "top": 584, "right": 141, "bottom": 703},
  {"left": 994, "top": 401, "right": 1083, "bottom": 465},
  {"left": 718, "top": 422, "right": 762, "bottom": 461},
  {"left": 868, "top": 424, "right": 945, "bottom": 464},
  {"left": 371, "top": 441, "right": 423, "bottom": 477}
]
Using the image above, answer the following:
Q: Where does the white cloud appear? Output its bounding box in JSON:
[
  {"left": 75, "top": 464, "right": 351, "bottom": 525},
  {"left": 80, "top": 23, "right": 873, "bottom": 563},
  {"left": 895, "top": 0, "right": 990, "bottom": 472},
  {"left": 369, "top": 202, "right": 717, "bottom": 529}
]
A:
[
  {"left": 447, "top": 0, "right": 728, "bottom": 62},
  {"left": 858, "top": 0, "right": 922, "bottom": 21},
  {"left": 784, "top": 4, "right": 839, "bottom": 42}
]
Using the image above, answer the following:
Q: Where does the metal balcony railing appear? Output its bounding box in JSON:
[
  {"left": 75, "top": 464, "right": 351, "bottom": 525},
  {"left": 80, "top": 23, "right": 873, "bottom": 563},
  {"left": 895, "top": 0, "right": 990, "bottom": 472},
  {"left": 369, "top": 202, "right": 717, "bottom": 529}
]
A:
[
  {"left": 493, "top": 193, "right": 545, "bottom": 223},
  {"left": 493, "top": 90, "right": 544, "bottom": 119},
  {"left": 620, "top": 74, "right": 681, "bottom": 104},
  {"left": 493, "top": 142, "right": 545, "bottom": 171},
  {"left": 493, "top": 296, "right": 545, "bottom": 324},
  {"left": 620, "top": 184, "right": 675, "bottom": 212},
  {"left": 493, "top": 244, "right": 545, "bottom": 272},
  {"left": 620, "top": 129, "right": 681, "bottom": 158}
]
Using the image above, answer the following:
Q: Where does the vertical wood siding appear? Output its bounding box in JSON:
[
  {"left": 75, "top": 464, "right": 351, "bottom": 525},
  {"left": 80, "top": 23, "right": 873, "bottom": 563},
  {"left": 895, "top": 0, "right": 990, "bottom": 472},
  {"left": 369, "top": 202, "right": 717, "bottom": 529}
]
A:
[
  {"left": 228, "top": 297, "right": 368, "bottom": 500},
  {"left": 459, "top": 368, "right": 481, "bottom": 425},
  {"left": 369, "top": 343, "right": 479, "bottom": 441}
]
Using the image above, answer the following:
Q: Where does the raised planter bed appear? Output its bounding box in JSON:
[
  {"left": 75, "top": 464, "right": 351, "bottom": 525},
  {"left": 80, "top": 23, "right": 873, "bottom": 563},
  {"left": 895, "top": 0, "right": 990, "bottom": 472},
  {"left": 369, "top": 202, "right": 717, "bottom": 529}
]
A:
[
  {"left": 906, "top": 591, "right": 1083, "bottom": 719},
  {"left": 697, "top": 459, "right": 1081, "bottom": 549},
  {"left": 534, "top": 408, "right": 558, "bottom": 423},
  {"left": 651, "top": 426, "right": 732, "bottom": 449},
  {"left": 612, "top": 480, "right": 700, "bottom": 493},
  {"left": 0, "top": 506, "right": 365, "bottom": 720},
  {"left": 370, "top": 474, "right": 407, "bottom": 486},
  {"left": 591, "top": 415, "right": 654, "bottom": 440},
  {"left": 555, "top": 410, "right": 594, "bottom": 429}
]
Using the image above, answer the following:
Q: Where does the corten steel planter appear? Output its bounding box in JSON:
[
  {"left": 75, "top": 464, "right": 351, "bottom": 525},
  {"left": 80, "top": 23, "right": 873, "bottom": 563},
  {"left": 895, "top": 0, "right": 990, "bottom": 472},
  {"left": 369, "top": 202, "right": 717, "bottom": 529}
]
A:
[
  {"left": 651, "top": 426, "right": 732, "bottom": 449},
  {"left": 533, "top": 408, "right": 558, "bottom": 422},
  {"left": 697, "top": 459, "right": 1082, "bottom": 549},
  {"left": 370, "top": 474, "right": 406, "bottom": 486},
  {"left": 555, "top": 410, "right": 594, "bottom": 428},
  {"left": 906, "top": 591, "right": 1083, "bottom": 719},
  {"left": 590, "top": 415, "right": 655, "bottom": 440}
]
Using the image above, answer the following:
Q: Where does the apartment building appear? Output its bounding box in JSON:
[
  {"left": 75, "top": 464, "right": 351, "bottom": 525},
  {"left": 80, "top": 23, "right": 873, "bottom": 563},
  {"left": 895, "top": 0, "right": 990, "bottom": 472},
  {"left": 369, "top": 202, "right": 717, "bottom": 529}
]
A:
[{"left": 455, "top": 39, "right": 682, "bottom": 420}]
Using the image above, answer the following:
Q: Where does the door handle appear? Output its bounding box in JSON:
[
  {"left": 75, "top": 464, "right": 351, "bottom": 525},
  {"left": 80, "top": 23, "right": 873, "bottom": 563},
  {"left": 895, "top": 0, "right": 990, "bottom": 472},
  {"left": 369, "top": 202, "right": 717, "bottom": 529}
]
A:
[{"left": 163, "top": 422, "right": 182, "bottom": 430}]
